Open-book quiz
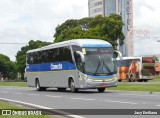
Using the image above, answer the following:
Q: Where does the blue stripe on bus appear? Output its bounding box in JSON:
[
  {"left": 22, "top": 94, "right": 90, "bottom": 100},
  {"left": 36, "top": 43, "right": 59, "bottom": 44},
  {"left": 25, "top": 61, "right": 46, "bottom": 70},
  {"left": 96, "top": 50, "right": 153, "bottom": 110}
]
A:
[
  {"left": 82, "top": 44, "right": 112, "bottom": 48},
  {"left": 26, "top": 61, "right": 76, "bottom": 72},
  {"left": 87, "top": 74, "right": 117, "bottom": 78}
]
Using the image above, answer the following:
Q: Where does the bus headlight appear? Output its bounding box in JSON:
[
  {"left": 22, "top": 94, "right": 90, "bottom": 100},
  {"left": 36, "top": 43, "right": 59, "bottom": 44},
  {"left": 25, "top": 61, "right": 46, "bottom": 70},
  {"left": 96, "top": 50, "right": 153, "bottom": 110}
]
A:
[
  {"left": 79, "top": 73, "right": 87, "bottom": 81},
  {"left": 80, "top": 74, "right": 93, "bottom": 81},
  {"left": 112, "top": 75, "right": 117, "bottom": 79}
]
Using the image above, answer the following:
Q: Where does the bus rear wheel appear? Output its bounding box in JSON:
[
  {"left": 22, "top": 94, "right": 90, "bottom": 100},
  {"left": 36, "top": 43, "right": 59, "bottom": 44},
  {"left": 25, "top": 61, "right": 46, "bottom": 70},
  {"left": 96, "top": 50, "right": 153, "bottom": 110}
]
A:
[
  {"left": 36, "top": 79, "right": 46, "bottom": 91},
  {"left": 118, "top": 80, "right": 122, "bottom": 82},
  {"left": 97, "top": 88, "right": 105, "bottom": 93},
  {"left": 144, "top": 80, "right": 148, "bottom": 82},
  {"left": 69, "top": 79, "right": 78, "bottom": 93},
  {"left": 138, "top": 79, "right": 143, "bottom": 82}
]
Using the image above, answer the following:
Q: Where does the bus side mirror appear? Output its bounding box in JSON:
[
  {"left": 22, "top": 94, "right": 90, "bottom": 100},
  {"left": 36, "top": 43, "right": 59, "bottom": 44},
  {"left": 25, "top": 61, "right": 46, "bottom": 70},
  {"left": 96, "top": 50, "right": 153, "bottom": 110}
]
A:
[
  {"left": 76, "top": 51, "right": 85, "bottom": 62},
  {"left": 114, "top": 50, "right": 123, "bottom": 60}
]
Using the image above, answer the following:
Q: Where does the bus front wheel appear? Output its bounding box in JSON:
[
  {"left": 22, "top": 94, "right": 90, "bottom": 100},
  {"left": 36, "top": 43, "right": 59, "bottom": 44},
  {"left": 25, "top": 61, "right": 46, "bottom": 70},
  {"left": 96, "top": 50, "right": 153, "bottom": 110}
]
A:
[
  {"left": 97, "top": 88, "right": 105, "bottom": 93},
  {"left": 35, "top": 79, "right": 46, "bottom": 91},
  {"left": 69, "top": 79, "right": 78, "bottom": 93}
]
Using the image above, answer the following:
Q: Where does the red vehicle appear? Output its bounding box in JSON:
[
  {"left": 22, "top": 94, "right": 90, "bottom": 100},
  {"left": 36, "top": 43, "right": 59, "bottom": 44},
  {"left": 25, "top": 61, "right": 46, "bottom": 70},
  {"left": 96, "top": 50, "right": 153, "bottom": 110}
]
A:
[
  {"left": 116, "top": 57, "right": 156, "bottom": 82},
  {"left": 155, "top": 61, "right": 160, "bottom": 75}
]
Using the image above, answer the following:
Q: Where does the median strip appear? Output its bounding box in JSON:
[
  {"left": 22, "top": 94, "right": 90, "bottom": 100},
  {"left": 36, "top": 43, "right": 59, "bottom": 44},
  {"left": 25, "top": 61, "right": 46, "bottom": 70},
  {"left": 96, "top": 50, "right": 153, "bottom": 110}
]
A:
[{"left": 0, "top": 97, "right": 85, "bottom": 118}]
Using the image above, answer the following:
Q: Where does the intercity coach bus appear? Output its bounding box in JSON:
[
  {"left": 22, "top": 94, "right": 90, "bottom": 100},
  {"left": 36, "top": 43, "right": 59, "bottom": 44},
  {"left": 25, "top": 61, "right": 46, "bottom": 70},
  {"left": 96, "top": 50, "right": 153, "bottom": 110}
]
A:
[
  {"left": 116, "top": 57, "right": 156, "bottom": 82},
  {"left": 25, "top": 39, "right": 120, "bottom": 93}
]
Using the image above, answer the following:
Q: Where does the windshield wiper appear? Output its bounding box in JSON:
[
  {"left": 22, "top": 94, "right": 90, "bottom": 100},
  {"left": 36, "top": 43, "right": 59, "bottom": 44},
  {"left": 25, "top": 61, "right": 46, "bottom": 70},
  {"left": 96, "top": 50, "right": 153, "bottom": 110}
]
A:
[
  {"left": 102, "top": 59, "right": 113, "bottom": 75},
  {"left": 94, "top": 58, "right": 101, "bottom": 76}
]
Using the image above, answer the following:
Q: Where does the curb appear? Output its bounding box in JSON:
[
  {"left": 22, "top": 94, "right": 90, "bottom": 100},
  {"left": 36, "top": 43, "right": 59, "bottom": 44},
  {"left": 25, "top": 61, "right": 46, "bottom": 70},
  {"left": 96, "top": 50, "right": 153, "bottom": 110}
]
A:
[{"left": 0, "top": 98, "right": 85, "bottom": 118}]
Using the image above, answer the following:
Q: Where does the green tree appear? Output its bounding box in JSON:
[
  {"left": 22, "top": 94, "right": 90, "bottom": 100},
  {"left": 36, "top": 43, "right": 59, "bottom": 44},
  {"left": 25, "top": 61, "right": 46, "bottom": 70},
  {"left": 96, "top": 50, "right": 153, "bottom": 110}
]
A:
[
  {"left": 153, "top": 55, "right": 159, "bottom": 61},
  {"left": 54, "top": 14, "right": 125, "bottom": 48},
  {"left": 16, "top": 40, "right": 51, "bottom": 79},
  {"left": 0, "top": 54, "right": 15, "bottom": 79}
]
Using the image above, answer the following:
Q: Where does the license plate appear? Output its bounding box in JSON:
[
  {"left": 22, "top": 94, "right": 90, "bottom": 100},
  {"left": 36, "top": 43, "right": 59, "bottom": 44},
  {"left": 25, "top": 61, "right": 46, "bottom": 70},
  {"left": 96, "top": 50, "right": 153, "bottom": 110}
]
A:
[{"left": 100, "top": 83, "right": 108, "bottom": 86}]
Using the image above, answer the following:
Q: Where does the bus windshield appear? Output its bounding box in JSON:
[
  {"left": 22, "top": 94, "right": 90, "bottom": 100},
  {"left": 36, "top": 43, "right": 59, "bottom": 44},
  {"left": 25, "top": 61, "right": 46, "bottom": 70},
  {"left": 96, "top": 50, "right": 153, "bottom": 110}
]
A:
[{"left": 83, "top": 47, "right": 116, "bottom": 75}]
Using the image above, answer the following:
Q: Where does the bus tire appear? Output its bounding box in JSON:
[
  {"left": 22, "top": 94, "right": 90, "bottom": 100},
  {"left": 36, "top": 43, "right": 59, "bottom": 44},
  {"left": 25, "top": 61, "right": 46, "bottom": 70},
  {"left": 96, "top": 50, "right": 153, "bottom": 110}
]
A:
[
  {"left": 144, "top": 80, "right": 148, "bottom": 82},
  {"left": 35, "top": 79, "right": 46, "bottom": 91},
  {"left": 138, "top": 79, "right": 143, "bottom": 82},
  {"left": 69, "top": 79, "right": 78, "bottom": 93},
  {"left": 130, "top": 76, "right": 135, "bottom": 82},
  {"left": 118, "top": 80, "right": 122, "bottom": 82},
  {"left": 97, "top": 88, "right": 105, "bottom": 93},
  {"left": 128, "top": 78, "right": 131, "bottom": 82}
]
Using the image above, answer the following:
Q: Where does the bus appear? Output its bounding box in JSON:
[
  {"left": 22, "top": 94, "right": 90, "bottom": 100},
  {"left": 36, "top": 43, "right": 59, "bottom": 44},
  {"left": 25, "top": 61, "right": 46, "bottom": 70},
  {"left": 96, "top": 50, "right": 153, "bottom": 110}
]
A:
[
  {"left": 116, "top": 57, "right": 156, "bottom": 82},
  {"left": 155, "top": 59, "right": 160, "bottom": 75},
  {"left": 25, "top": 39, "right": 120, "bottom": 93}
]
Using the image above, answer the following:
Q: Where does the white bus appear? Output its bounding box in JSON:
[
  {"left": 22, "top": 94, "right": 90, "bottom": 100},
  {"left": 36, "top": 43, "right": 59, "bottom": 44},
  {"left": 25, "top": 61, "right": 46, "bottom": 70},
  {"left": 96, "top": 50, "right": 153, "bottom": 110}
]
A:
[
  {"left": 25, "top": 39, "right": 119, "bottom": 93},
  {"left": 116, "top": 57, "right": 156, "bottom": 82}
]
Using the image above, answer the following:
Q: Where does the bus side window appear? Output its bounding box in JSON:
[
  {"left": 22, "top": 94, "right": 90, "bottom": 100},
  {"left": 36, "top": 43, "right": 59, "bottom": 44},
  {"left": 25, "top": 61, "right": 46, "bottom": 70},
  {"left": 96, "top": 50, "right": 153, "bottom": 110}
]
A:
[
  {"left": 63, "top": 46, "right": 73, "bottom": 63},
  {"left": 41, "top": 50, "right": 48, "bottom": 63},
  {"left": 30, "top": 53, "right": 34, "bottom": 64},
  {"left": 27, "top": 53, "right": 30, "bottom": 64}
]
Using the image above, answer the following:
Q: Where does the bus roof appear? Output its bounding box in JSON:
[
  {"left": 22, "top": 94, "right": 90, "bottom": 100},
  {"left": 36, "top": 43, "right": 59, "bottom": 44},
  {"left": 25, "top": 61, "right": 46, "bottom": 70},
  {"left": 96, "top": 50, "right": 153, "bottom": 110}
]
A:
[
  {"left": 116, "top": 57, "right": 142, "bottom": 60},
  {"left": 27, "top": 39, "right": 112, "bottom": 53},
  {"left": 117, "top": 56, "right": 155, "bottom": 60}
]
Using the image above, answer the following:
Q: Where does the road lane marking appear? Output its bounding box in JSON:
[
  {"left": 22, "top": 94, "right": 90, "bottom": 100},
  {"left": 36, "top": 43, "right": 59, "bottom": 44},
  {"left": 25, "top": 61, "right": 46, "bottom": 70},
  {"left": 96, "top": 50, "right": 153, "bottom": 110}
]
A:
[
  {"left": 68, "top": 115, "right": 85, "bottom": 118},
  {"left": 0, "top": 91, "right": 8, "bottom": 93},
  {"left": 156, "top": 105, "right": 160, "bottom": 107},
  {"left": 0, "top": 97, "right": 85, "bottom": 118},
  {"left": 46, "top": 95, "right": 62, "bottom": 98},
  {"left": 14, "top": 92, "right": 22, "bottom": 94},
  {"left": 120, "top": 94, "right": 159, "bottom": 97},
  {"left": 71, "top": 97, "right": 95, "bottom": 101},
  {"left": 28, "top": 94, "right": 40, "bottom": 96},
  {"left": 104, "top": 100, "right": 138, "bottom": 105}
]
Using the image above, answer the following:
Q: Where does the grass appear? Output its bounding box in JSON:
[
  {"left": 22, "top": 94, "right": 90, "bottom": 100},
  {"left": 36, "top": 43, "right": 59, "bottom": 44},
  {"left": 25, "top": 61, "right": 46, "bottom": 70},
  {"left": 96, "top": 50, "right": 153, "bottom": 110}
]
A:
[
  {"left": 0, "top": 82, "right": 27, "bottom": 87},
  {"left": 108, "top": 75, "right": 160, "bottom": 92},
  {"left": 108, "top": 83, "right": 160, "bottom": 92},
  {"left": 0, "top": 101, "right": 52, "bottom": 118},
  {"left": 149, "top": 75, "right": 160, "bottom": 82}
]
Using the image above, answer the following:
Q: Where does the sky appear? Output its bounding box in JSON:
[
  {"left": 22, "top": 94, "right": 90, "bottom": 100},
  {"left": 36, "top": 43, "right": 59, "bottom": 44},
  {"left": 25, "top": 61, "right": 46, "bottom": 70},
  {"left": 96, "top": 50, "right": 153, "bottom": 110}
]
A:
[{"left": 0, "top": 0, "right": 160, "bottom": 61}]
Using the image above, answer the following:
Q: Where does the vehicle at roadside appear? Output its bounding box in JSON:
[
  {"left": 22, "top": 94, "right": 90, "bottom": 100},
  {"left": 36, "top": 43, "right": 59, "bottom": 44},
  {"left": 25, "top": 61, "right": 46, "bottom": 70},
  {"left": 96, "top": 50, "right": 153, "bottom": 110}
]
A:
[
  {"left": 116, "top": 57, "right": 156, "bottom": 82},
  {"left": 155, "top": 61, "right": 160, "bottom": 75}
]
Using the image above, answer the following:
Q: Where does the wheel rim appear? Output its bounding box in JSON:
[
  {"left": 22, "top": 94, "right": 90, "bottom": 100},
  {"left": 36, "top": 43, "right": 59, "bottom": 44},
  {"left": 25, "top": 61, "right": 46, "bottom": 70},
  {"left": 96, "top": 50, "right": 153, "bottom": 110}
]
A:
[
  {"left": 36, "top": 81, "right": 39, "bottom": 89},
  {"left": 71, "top": 81, "right": 74, "bottom": 90}
]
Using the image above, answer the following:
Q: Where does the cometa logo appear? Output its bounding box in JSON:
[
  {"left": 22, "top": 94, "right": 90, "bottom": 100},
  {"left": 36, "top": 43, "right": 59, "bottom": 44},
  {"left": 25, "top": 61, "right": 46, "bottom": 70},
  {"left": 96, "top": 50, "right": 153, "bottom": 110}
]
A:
[{"left": 50, "top": 63, "right": 63, "bottom": 70}]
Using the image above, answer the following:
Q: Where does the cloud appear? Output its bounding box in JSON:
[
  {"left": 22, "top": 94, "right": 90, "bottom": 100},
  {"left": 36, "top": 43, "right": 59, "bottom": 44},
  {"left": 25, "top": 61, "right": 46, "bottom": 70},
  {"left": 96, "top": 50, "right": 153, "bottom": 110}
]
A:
[
  {"left": 0, "top": 0, "right": 160, "bottom": 61},
  {"left": 0, "top": 0, "right": 88, "bottom": 61},
  {"left": 134, "top": 0, "right": 160, "bottom": 56}
]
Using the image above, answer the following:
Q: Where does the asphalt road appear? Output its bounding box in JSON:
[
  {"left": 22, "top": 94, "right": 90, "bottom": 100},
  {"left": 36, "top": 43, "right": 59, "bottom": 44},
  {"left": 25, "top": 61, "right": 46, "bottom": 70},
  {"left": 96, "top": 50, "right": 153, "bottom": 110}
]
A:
[{"left": 0, "top": 86, "right": 160, "bottom": 118}]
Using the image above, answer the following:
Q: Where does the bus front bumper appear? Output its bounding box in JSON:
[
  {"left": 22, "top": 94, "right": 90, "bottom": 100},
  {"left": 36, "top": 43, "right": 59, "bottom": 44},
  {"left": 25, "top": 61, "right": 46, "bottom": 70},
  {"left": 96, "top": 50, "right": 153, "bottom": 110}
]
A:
[{"left": 81, "top": 78, "right": 118, "bottom": 89}]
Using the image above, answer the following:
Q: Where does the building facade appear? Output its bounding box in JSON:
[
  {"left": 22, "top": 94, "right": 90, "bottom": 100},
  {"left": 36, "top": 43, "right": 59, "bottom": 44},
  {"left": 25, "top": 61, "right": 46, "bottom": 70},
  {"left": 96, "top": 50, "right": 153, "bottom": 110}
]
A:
[{"left": 88, "top": 0, "right": 133, "bottom": 57}]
